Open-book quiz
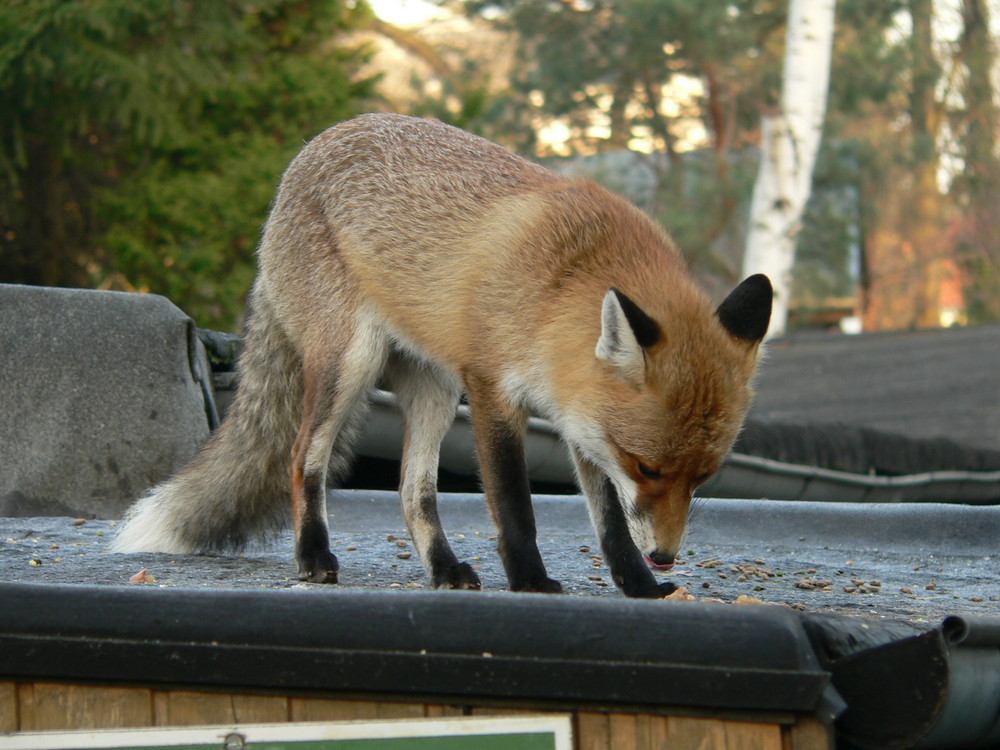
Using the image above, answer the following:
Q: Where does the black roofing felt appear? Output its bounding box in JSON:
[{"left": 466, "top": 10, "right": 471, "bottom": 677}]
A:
[
  {"left": 750, "top": 324, "right": 1000, "bottom": 454},
  {"left": 7, "top": 582, "right": 1000, "bottom": 749},
  {"left": 0, "top": 582, "right": 832, "bottom": 715},
  {"left": 735, "top": 420, "right": 1000, "bottom": 476},
  {"left": 4, "top": 491, "right": 1000, "bottom": 619},
  {"left": 3, "top": 492, "right": 1000, "bottom": 748}
]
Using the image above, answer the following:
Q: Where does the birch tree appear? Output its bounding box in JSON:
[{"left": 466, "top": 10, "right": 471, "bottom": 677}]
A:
[{"left": 742, "top": 0, "right": 837, "bottom": 337}]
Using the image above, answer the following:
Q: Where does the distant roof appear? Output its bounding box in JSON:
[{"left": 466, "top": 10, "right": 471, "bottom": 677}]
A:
[{"left": 750, "top": 324, "right": 1000, "bottom": 452}]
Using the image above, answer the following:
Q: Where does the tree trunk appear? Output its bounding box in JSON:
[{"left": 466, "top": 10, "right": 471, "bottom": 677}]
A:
[
  {"left": 860, "top": 0, "right": 949, "bottom": 331},
  {"left": 604, "top": 78, "right": 634, "bottom": 151},
  {"left": 907, "top": 0, "right": 946, "bottom": 329},
  {"left": 957, "top": 0, "right": 1000, "bottom": 322},
  {"left": 742, "top": 0, "right": 837, "bottom": 337}
]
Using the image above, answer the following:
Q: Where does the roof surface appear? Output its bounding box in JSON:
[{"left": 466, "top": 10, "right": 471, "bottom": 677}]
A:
[
  {"left": 3, "top": 490, "right": 997, "bottom": 623},
  {"left": 750, "top": 324, "right": 1000, "bottom": 452}
]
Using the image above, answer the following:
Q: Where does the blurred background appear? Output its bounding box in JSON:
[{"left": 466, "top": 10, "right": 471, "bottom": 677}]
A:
[{"left": 2, "top": 0, "right": 998, "bottom": 336}]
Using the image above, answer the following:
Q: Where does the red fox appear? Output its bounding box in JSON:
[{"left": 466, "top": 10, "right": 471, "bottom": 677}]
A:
[{"left": 112, "top": 114, "right": 771, "bottom": 598}]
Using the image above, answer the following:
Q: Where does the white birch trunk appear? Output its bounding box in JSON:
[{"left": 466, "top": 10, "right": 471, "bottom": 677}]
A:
[{"left": 742, "top": 0, "right": 836, "bottom": 337}]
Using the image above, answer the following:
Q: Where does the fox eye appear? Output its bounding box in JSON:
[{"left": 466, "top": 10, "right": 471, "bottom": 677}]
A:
[{"left": 637, "top": 461, "right": 662, "bottom": 480}]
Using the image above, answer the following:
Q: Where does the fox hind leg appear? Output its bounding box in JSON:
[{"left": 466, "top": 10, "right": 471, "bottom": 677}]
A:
[
  {"left": 387, "top": 354, "right": 481, "bottom": 590},
  {"left": 292, "top": 316, "right": 389, "bottom": 583}
]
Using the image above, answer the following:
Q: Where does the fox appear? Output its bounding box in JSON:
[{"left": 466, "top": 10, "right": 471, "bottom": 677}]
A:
[{"left": 112, "top": 113, "right": 771, "bottom": 598}]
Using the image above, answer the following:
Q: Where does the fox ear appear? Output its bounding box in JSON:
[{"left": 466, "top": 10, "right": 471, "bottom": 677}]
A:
[
  {"left": 596, "top": 288, "right": 660, "bottom": 382},
  {"left": 717, "top": 274, "right": 772, "bottom": 342}
]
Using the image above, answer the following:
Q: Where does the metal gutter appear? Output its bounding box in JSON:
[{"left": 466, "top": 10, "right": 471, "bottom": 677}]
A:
[
  {"left": 359, "top": 390, "right": 1000, "bottom": 504},
  {"left": 802, "top": 614, "right": 1000, "bottom": 749},
  {"left": 922, "top": 616, "right": 1000, "bottom": 749},
  {"left": 704, "top": 453, "right": 1000, "bottom": 505}
]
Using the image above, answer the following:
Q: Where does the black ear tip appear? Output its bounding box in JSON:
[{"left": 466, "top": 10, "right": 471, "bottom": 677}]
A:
[
  {"left": 716, "top": 274, "right": 773, "bottom": 342},
  {"left": 609, "top": 287, "right": 661, "bottom": 348}
]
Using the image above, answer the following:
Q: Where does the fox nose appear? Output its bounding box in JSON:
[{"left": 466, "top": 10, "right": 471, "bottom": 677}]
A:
[{"left": 646, "top": 550, "right": 675, "bottom": 570}]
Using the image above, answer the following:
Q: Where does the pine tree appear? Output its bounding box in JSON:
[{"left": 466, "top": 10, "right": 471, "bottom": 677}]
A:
[{"left": 1, "top": 0, "right": 375, "bottom": 329}]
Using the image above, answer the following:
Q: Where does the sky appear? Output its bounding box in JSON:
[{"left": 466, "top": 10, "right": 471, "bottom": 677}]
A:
[{"left": 367, "top": 0, "right": 446, "bottom": 26}]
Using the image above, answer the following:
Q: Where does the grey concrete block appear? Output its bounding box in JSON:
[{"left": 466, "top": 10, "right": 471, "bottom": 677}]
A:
[{"left": 0, "top": 284, "right": 217, "bottom": 518}]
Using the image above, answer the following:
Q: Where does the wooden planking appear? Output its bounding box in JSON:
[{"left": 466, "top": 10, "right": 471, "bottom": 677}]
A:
[
  {"left": 612, "top": 713, "right": 672, "bottom": 749},
  {"left": 667, "top": 716, "right": 783, "bottom": 750},
  {"left": 229, "top": 694, "right": 290, "bottom": 723},
  {"left": 154, "top": 690, "right": 235, "bottom": 727},
  {"left": 18, "top": 682, "right": 152, "bottom": 731},
  {"left": 289, "top": 697, "right": 425, "bottom": 722},
  {"left": 0, "top": 681, "right": 18, "bottom": 732},
  {"left": 0, "top": 681, "right": 829, "bottom": 749},
  {"left": 424, "top": 703, "right": 466, "bottom": 717},
  {"left": 635, "top": 714, "right": 671, "bottom": 747},
  {"left": 576, "top": 712, "right": 609, "bottom": 750},
  {"left": 13, "top": 683, "right": 34, "bottom": 731},
  {"left": 607, "top": 713, "right": 640, "bottom": 749},
  {"left": 152, "top": 690, "right": 170, "bottom": 727},
  {"left": 784, "top": 716, "right": 832, "bottom": 750},
  {"left": 154, "top": 690, "right": 288, "bottom": 727},
  {"left": 574, "top": 711, "right": 785, "bottom": 750}
]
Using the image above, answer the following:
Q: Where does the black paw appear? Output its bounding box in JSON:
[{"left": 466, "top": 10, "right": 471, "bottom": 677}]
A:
[
  {"left": 626, "top": 581, "right": 678, "bottom": 599},
  {"left": 513, "top": 577, "right": 564, "bottom": 594},
  {"left": 433, "top": 562, "right": 482, "bottom": 590},
  {"left": 296, "top": 549, "right": 339, "bottom": 584}
]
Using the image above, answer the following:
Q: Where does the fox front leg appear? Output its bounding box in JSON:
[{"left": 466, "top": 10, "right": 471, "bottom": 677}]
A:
[
  {"left": 467, "top": 380, "right": 562, "bottom": 594},
  {"left": 572, "top": 449, "right": 677, "bottom": 598},
  {"left": 388, "top": 353, "right": 482, "bottom": 590}
]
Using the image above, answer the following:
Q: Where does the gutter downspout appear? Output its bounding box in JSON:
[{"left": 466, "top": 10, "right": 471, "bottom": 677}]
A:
[{"left": 804, "top": 614, "right": 1000, "bottom": 749}]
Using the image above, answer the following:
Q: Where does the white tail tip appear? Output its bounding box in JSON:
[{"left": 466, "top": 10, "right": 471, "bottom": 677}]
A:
[{"left": 110, "top": 490, "right": 196, "bottom": 554}]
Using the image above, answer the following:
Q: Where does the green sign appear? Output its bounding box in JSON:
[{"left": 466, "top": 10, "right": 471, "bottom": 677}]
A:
[{"left": 4, "top": 716, "right": 573, "bottom": 750}]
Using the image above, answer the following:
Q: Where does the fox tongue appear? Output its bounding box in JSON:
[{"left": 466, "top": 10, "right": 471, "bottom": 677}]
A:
[{"left": 645, "top": 555, "right": 674, "bottom": 571}]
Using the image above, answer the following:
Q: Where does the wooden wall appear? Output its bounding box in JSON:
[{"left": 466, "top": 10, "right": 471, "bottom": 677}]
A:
[{"left": 1, "top": 680, "right": 831, "bottom": 750}]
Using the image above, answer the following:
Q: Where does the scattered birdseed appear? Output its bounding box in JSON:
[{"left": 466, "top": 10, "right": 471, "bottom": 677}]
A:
[
  {"left": 731, "top": 563, "right": 775, "bottom": 581},
  {"left": 795, "top": 578, "right": 833, "bottom": 591}
]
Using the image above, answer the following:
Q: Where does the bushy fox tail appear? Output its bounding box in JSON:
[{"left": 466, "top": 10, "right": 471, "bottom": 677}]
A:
[{"left": 112, "top": 290, "right": 305, "bottom": 554}]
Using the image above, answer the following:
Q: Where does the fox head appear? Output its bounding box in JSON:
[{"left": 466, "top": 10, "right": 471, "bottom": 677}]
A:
[{"left": 565, "top": 274, "right": 772, "bottom": 569}]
